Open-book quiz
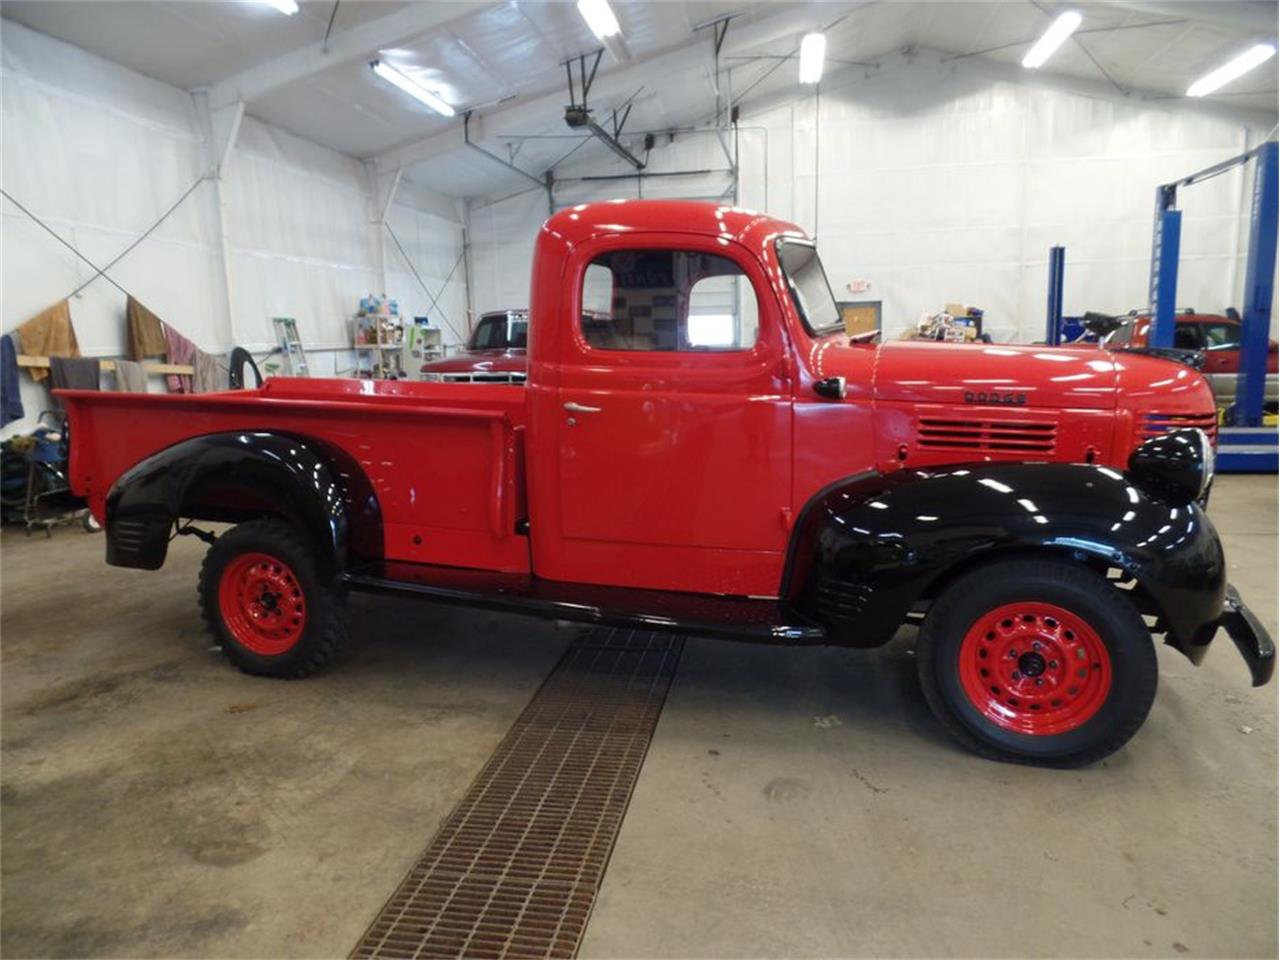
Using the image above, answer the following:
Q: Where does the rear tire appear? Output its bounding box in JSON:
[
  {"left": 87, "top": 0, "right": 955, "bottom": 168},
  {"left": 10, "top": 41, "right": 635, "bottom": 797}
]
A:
[
  {"left": 198, "top": 518, "right": 347, "bottom": 679},
  {"left": 917, "top": 558, "right": 1157, "bottom": 767}
]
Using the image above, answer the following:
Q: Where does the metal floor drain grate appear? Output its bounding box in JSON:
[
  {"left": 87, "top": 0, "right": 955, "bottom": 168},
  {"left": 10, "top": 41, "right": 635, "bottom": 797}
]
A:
[{"left": 352, "top": 628, "right": 683, "bottom": 960}]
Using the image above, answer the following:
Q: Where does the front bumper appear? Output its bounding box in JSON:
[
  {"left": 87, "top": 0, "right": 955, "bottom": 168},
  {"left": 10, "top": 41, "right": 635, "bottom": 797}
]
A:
[{"left": 1218, "top": 584, "right": 1275, "bottom": 686}]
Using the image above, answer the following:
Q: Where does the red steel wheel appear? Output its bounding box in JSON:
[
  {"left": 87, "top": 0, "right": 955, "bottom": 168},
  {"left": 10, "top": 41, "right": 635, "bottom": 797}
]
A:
[
  {"left": 957, "top": 601, "right": 1113, "bottom": 736},
  {"left": 217, "top": 551, "right": 308, "bottom": 656}
]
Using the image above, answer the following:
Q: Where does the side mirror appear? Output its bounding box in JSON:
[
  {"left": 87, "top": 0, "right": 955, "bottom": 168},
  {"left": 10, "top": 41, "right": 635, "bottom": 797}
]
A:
[{"left": 813, "top": 376, "right": 846, "bottom": 400}]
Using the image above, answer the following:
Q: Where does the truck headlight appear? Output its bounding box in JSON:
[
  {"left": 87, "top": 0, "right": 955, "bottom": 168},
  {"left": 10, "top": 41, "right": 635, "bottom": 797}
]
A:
[
  {"left": 421, "top": 373, "right": 444, "bottom": 382},
  {"left": 1128, "top": 428, "right": 1214, "bottom": 501}
]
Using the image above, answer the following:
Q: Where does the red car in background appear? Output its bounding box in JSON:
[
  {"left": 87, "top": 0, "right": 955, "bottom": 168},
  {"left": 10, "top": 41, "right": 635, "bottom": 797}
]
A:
[
  {"left": 1105, "top": 311, "right": 1278, "bottom": 410},
  {"left": 421, "top": 309, "right": 528, "bottom": 383}
]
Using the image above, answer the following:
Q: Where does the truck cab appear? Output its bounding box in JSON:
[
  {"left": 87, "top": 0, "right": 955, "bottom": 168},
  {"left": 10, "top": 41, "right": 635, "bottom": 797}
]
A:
[{"left": 521, "top": 201, "right": 1216, "bottom": 597}]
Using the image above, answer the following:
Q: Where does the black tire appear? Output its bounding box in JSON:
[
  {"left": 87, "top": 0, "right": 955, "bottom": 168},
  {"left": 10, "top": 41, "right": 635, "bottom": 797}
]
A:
[
  {"left": 917, "top": 558, "right": 1157, "bottom": 767},
  {"left": 198, "top": 518, "right": 347, "bottom": 679}
]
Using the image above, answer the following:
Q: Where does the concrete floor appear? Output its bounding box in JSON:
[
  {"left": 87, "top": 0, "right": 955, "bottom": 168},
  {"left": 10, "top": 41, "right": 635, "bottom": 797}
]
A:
[{"left": 2, "top": 475, "right": 1276, "bottom": 958}]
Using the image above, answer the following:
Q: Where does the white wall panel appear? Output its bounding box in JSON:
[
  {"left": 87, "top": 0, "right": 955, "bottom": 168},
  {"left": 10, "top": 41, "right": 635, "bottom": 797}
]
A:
[
  {"left": 3, "top": 21, "right": 462, "bottom": 435},
  {"left": 1, "top": 20, "right": 222, "bottom": 435},
  {"left": 226, "top": 116, "right": 380, "bottom": 350},
  {"left": 384, "top": 201, "right": 468, "bottom": 347},
  {"left": 467, "top": 188, "right": 547, "bottom": 316},
  {"left": 800, "top": 63, "right": 1261, "bottom": 341}
]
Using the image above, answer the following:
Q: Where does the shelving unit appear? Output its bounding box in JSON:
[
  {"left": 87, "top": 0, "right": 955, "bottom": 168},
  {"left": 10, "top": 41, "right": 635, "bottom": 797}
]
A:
[
  {"left": 403, "top": 322, "right": 444, "bottom": 378},
  {"left": 352, "top": 305, "right": 404, "bottom": 380}
]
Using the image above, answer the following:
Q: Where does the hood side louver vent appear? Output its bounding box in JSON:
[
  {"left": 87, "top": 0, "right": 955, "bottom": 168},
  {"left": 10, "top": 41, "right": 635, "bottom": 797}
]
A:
[{"left": 917, "top": 417, "right": 1057, "bottom": 455}]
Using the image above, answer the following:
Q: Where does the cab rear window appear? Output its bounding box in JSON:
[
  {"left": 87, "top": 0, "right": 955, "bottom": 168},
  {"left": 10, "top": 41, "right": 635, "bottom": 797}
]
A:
[{"left": 580, "top": 249, "right": 759, "bottom": 352}]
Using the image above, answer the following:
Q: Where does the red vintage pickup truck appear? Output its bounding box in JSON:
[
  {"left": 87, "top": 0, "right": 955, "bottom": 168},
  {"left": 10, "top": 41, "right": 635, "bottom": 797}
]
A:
[{"left": 60, "top": 199, "right": 1271, "bottom": 766}]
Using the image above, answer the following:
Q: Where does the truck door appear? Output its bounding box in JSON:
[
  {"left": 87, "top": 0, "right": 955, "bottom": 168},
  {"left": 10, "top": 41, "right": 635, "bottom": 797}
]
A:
[{"left": 534, "top": 234, "right": 793, "bottom": 598}]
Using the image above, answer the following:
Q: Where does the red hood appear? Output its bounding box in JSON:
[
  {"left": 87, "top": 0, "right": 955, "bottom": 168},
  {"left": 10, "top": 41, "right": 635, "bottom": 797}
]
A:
[
  {"left": 421, "top": 349, "right": 527, "bottom": 374},
  {"left": 871, "top": 340, "right": 1120, "bottom": 410}
]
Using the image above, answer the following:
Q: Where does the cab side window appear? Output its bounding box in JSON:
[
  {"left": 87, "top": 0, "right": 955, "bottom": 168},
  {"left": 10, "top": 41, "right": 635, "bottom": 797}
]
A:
[
  {"left": 1173, "top": 324, "right": 1203, "bottom": 350},
  {"left": 580, "top": 249, "right": 759, "bottom": 352},
  {"left": 1201, "top": 322, "right": 1241, "bottom": 350}
]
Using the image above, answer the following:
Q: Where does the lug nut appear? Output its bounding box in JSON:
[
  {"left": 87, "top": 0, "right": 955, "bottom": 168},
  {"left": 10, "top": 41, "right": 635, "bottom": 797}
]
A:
[
  {"left": 1011, "top": 670, "right": 1022, "bottom": 681},
  {"left": 1035, "top": 678, "right": 1044, "bottom": 686},
  {"left": 1033, "top": 641, "right": 1041, "bottom": 650},
  {"left": 1048, "top": 660, "right": 1058, "bottom": 669}
]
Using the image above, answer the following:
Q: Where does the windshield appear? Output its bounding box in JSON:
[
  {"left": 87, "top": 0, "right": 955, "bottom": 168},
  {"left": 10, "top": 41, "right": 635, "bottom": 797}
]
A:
[
  {"left": 469, "top": 313, "right": 528, "bottom": 350},
  {"left": 776, "top": 239, "right": 842, "bottom": 337},
  {"left": 1107, "top": 319, "right": 1134, "bottom": 346}
]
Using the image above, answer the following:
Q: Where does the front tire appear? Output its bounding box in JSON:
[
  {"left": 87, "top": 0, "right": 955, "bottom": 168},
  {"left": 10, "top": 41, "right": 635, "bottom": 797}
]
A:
[
  {"left": 917, "top": 558, "right": 1157, "bottom": 767},
  {"left": 198, "top": 518, "right": 347, "bottom": 678}
]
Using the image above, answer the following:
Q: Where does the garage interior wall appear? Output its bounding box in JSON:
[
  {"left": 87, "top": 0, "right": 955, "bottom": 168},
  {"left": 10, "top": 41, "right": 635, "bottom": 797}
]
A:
[
  {"left": 467, "top": 52, "right": 1273, "bottom": 343},
  {"left": 1, "top": 20, "right": 465, "bottom": 437}
]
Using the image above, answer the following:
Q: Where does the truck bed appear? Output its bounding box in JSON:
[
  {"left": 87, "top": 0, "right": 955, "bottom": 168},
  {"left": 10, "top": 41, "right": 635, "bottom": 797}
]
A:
[{"left": 59, "top": 377, "right": 532, "bottom": 573}]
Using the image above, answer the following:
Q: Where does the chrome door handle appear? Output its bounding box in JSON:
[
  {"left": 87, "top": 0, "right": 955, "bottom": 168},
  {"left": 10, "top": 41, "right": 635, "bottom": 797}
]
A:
[{"left": 564, "top": 402, "right": 602, "bottom": 413}]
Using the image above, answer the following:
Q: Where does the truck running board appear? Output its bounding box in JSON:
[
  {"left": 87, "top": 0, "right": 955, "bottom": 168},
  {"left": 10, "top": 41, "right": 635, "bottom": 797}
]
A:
[{"left": 342, "top": 562, "right": 827, "bottom": 643}]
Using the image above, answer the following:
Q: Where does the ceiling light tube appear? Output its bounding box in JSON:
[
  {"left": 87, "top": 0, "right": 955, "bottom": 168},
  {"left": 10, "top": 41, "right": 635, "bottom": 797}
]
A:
[
  {"left": 1022, "top": 10, "right": 1082, "bottom": 69},
  {"left": 1187, "top": 43, "right": 1277, "bottom": 97},
  {"left": 577, "top": 0, "right": 621, "bottom": 39},
  {"left": 257, "top": 0, "right": 298, "bottom": 14},
  {"left": 799, "top": 32, "right": 826, "bottom": 84},
  {"left": 371, "top": 60, "right": 456, "bottom": 117}
]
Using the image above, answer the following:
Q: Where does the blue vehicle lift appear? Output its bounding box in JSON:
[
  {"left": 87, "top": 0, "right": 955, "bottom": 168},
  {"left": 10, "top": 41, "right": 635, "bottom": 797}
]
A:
[
  {"left": 1149, "top": 141, "right": 1278, "bottom": 472},
  {"left": 1045, "top": 246, "right": 1066, "bottom": 345}
]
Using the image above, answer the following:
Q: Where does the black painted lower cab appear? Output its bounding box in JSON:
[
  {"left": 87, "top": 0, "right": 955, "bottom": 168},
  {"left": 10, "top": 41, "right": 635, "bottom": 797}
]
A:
[{"left": 341, "top": 561, "right": 827, "bottom": 643}]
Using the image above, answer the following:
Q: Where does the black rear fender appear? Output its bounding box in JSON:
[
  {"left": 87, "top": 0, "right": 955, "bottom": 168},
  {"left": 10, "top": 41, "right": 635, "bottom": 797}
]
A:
[
  {"left": 105, "top": 431, "right": 382, "bottom": 580},
  {"left": 782, "top": 463, "right": 1225, "bottom": 663}
]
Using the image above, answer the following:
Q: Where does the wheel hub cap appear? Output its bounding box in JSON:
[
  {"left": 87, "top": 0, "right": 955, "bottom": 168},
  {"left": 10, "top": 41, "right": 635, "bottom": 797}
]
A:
[
  {"left": 1018, "top": 651, "right": 1046, "bottom": 677},
  {"left": 217, "top": 552, "right": 307, "bottom": 656},
  {"left": 957, "top": 601, "right": 1113, "bottom": 736}
]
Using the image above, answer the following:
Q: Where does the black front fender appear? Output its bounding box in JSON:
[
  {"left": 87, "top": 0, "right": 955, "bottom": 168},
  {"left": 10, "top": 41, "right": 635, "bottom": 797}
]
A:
[
  {"left": 105, "top": 431, "right": 363, "bottom": 578},
  {"left": 784, "top": 463, "right": 1226, "bottom": 663}
]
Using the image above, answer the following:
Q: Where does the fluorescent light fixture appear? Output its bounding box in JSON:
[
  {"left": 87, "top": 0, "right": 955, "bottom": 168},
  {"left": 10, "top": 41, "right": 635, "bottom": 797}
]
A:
[
  {"left": 257, "top": 0, "right": 298, "bottom": 14},
  {"left": 370, "top": 60, "right": 455, "bottom": 117},
  {"left": 1187, "top": 43, "right": 1277, "bottom": 97},
  {"left": 799, "top": 32, "right": 826, "bottom": 84},
  {"left": 1021, "top": 10, "right": 1082, "bottom": 69},
  {"left": 577, "top": 0, "right": 621, "bottom": 39}
]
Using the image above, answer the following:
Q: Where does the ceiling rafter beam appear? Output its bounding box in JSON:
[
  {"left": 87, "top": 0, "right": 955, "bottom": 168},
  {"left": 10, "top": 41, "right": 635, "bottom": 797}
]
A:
[
  {"left": 737, "top": 44, "right": 1276, "bottom": 131},
  {"left": 373, "top": 1, "right": 874, "bottom": 175},
  {"left": 206, "top": 1, "right": 495, "bottom": 108},
  {"left": 940, "top": 18, "right": 1187, "bottom": 64}
]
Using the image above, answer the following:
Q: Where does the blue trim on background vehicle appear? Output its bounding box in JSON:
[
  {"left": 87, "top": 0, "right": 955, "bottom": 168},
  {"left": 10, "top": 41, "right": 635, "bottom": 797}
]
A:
[{"left": 1235, "top": 141, "right": 1278, "bottom": 428}]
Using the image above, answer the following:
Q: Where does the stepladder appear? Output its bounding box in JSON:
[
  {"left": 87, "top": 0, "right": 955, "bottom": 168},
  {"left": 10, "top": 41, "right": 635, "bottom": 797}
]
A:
[{"left": 272, "top": 317, "right": 310, "bottom": 376}]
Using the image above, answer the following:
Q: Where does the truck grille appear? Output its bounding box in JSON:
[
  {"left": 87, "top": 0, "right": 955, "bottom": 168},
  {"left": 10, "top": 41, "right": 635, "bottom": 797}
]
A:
[
  {"left": 1141, "top": 412, "right": 1218, "bottom": 447},
  {"left": 917, "top": 417, "right": 1057, "bottom": 456}
]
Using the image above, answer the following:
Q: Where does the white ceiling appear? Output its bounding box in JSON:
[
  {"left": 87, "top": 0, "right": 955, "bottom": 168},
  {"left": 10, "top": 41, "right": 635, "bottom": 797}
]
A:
[
  {"left": 3, "top": 0, "right": 1276, "bottom": 200},
  {"left": 1, "top": 0, "right": 416, "bottom": 89}
]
